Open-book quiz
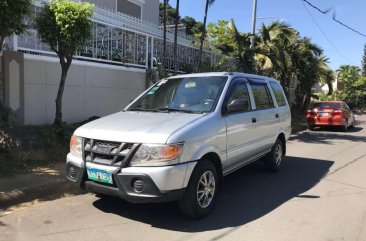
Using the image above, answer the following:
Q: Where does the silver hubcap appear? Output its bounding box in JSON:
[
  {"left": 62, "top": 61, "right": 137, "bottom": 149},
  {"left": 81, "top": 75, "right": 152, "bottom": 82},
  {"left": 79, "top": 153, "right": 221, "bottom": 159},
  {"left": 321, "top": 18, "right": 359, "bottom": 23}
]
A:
[
  {"left": 196, "top": 171, "right": 216, "bottom": 208},
  {"left": 274, "top": 143, "right": 283, "bottom": 166}
]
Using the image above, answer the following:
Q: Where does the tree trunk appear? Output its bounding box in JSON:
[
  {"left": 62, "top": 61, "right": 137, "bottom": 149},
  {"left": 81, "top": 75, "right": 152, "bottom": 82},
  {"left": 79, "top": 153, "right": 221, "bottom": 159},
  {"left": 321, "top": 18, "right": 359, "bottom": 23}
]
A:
[
  {"left": 54, "top": 58, "right": 71, "bottom": 126},
  {"left": 199, "top": 0, "right": 210, "bottom": 71},
  {"left": 0, "top": 36, "right": 5, "bottom": 53},
  {"left": 326, "top": 81, "right": 333, "bottom": 95},
  {"left": 173, "top": 0, "right": 180, "bottom": 75},
  {"left": 162, "top": 0, "right": 168, "bottom": 78}
]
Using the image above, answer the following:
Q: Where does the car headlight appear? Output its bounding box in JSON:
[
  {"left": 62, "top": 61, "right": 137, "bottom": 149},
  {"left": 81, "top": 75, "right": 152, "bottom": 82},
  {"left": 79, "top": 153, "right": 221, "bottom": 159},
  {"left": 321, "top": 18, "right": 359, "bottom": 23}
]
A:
[
  {"left": 130, "top": 144, "right": 183, "bottom": 166},
  {"left": 70, "top": 135, "right": 82, "bottom": 157}
]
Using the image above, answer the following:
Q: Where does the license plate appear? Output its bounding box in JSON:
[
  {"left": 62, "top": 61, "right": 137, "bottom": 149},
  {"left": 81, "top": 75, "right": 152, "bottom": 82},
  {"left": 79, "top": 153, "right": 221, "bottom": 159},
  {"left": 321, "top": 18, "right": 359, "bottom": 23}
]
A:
[
  {"left": 319, "top": 112, "right": 328, "bottom": 117},
  {"left": 86, "top": 167, "right": 113, "bottom": 184}
]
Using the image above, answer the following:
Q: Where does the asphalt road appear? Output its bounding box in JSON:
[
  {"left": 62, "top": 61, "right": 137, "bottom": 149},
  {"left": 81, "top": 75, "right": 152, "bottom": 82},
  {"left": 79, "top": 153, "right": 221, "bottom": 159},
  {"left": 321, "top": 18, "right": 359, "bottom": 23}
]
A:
[{"left": 1, "top": 115, "right": 366, "bottom": 241}]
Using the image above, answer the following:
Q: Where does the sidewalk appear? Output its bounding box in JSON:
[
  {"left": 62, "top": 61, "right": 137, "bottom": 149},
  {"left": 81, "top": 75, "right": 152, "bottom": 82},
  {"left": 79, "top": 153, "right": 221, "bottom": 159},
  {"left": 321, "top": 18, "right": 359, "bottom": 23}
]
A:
[{"left": 0, "top": 162, "right": 84, "bottom": 215}]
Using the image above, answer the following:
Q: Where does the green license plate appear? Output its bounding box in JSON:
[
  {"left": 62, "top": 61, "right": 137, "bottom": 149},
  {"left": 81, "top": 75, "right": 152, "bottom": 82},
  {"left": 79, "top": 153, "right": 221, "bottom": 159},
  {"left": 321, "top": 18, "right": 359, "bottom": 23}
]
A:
[{"left": 86, "top": 167, "right": 113, "bottom": 184}]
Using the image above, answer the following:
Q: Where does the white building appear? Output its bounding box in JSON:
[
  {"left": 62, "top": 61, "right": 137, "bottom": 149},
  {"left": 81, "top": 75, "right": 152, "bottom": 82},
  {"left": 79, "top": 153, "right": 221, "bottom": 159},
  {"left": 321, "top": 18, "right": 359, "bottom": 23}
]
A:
[{"left": 2, "top": 0, "right": 219, "bottom": 125}]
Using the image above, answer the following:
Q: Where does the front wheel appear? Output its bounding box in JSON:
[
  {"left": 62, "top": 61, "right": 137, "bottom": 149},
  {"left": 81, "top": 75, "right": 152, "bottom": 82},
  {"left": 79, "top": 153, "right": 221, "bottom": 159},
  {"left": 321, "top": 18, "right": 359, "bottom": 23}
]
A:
[
  {"left": 264, "top": 138, "right": 285, "bottom": 172},
  {"left": 178, "top": 159, "right": 218, "bottom": 219}
]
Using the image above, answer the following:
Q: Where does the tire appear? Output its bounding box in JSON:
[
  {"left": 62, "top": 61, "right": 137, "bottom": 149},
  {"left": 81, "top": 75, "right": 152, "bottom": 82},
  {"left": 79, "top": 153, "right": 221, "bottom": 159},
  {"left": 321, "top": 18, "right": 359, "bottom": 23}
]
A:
[
  {"left": 264, "top": 138, "right": 285, "bottom": 172},
  {"left": 178, "top": 159, "right": 218, "bottom": 219},
  {"left": 307, "top": 124, "right": 315, "bottom": 131},
  {"left": 341, "top": 120, "right": 348, "bottom": 132}
]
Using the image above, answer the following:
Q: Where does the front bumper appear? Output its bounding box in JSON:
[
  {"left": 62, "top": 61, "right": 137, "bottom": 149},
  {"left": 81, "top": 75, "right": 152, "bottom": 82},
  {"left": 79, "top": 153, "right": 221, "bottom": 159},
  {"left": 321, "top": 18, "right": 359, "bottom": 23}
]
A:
[{"left": 66, "top": 153, "right": 196, "bottom": 203}]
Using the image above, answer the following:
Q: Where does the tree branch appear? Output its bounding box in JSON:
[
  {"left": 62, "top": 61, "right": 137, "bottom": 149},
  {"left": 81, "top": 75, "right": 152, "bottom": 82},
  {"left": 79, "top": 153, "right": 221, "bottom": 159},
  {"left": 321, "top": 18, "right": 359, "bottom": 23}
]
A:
[{"left": 50, "top": 44, "right": 60, "bottom": 56}]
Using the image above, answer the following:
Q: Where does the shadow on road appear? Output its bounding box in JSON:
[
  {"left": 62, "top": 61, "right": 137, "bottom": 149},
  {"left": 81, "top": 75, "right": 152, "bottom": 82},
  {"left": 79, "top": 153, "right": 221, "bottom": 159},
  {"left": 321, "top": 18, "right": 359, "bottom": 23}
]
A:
[
  {"left": 92, "top": 156, "right": 333, "bottom": 232},
  {"left": 289, "top": 127, "right": 365, "bottom": 144}
]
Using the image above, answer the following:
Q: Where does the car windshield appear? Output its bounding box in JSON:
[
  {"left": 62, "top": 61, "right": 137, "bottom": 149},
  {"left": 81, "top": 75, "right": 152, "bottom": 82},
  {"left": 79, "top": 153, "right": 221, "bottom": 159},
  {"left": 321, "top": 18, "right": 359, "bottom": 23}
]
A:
[
  {"left": 127, "top": 76, "right": 228, "bottom": 113},
  {"left": 312, "top": 102, "right": 341, "bottom": 109}
]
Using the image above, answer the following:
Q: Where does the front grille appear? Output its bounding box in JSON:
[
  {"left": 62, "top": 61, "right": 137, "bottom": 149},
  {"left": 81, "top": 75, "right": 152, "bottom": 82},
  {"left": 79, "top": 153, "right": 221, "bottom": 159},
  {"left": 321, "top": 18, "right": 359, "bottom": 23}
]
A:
[{"left": 83, "top": 138, "right": 140, "bottom": 167}]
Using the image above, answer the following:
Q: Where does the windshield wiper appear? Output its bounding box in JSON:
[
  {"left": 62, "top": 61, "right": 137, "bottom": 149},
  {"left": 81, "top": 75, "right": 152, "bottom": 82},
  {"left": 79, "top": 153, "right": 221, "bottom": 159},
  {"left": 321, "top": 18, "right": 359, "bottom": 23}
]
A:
[
  {"left": 128, "top": 107, "right": 155, "bottom": 112},
  {"left": 156, "top": 107, "right": 203, "bottom": 114},
  {"left": 128, "top": 107, "right": 171, "bottom": 113}
]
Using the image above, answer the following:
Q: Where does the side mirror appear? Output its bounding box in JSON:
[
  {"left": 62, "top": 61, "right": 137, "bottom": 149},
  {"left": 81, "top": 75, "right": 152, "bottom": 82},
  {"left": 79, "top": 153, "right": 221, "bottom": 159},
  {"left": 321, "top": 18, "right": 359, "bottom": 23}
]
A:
[{"left": 227, "top": 99, "right": 250, "bottom": 113}]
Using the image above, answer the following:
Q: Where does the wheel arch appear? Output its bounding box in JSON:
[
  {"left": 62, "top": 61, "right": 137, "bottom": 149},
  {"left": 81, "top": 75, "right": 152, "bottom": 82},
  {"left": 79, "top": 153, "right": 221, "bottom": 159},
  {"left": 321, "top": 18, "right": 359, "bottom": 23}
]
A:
[{"left": 201, "top": 152, "right": 223, "bottom": 180}]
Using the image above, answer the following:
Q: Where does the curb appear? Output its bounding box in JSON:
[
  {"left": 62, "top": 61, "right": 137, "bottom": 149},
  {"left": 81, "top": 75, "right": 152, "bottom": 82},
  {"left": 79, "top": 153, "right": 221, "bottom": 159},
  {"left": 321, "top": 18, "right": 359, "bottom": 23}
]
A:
[{"left": 0, "top": 164, "right": 84, "bottom": 213}]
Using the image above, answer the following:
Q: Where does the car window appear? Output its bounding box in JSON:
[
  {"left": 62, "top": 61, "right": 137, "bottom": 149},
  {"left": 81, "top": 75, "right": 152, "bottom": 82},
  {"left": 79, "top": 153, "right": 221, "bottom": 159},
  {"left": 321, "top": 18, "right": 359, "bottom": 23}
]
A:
[
  {"left": 224, "top": 79, "right": 251, "bottom": 113},
  {"left": 128, "top": 76, "right": 227, "bottom": 113},
  {"left": 270, "top": 81, "right": 287, "bottom": 107},
  {"left": 250, "top": 83, "right": 274, "bottom": 110},
  {"left": 344, "top": 103, "right": 350, "bottom": 111},
  {"left": 312, "top": 102, "right": 341, "bottom": 109}
]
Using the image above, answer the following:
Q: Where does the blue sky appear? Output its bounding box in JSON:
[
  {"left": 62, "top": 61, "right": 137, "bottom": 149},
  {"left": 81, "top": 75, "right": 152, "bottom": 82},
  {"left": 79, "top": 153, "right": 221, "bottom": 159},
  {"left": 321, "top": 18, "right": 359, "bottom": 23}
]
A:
[{"left": 161, "top": 0, "right": 366, "bottom": 70}]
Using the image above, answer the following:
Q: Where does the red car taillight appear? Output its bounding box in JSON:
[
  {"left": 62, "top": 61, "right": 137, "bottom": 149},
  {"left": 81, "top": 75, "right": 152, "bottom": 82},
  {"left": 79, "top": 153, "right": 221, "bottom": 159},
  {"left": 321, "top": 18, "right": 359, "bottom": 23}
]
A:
[{"left": 333, "top": 110, "right": 342, "bottom": 116}]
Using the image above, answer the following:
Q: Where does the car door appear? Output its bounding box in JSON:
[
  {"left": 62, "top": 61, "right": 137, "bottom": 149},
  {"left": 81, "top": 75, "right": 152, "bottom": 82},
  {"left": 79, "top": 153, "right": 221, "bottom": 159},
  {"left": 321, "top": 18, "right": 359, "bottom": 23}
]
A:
[
  {"left": 223, "top": 78, "right": 259, "bottom": 171},
  {"left": 248, "top": 79, "right": 280, "bottom": 153}
]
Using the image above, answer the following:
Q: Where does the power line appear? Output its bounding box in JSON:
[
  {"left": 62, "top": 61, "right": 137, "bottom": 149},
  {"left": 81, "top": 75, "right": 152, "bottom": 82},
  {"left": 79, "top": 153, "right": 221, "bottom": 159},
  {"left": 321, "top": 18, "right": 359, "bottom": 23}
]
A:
[
  {"left": 302, "top": 0, "right": 366, "bottom": 38},
  {"left": 300, "top": 1, "right": 356, "bottom": 65}
]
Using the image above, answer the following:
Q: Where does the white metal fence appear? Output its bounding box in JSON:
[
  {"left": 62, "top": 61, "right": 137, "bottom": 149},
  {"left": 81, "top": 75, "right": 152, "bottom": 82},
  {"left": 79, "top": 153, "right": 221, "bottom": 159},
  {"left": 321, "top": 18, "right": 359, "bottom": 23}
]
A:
[{"left": 4, "top": 1, "right": 220, "bottom": 73}]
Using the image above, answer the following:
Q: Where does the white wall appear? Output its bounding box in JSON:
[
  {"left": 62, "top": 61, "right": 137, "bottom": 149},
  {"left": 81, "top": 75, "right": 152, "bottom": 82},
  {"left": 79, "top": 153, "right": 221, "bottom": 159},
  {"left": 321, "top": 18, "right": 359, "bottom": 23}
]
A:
[
  {"left": 86, "top": 0, "right": 117, "bottom": 10},
  {"left": 23, "top": 55, "right": 146, "bottom": 125}
]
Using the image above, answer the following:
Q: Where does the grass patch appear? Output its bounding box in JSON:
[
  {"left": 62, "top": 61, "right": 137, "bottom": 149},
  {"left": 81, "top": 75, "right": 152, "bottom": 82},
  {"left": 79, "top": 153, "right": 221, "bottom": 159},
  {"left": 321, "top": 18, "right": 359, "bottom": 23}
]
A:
[{"left": 0, "top": 123, "right": 80, "bottom": 178}]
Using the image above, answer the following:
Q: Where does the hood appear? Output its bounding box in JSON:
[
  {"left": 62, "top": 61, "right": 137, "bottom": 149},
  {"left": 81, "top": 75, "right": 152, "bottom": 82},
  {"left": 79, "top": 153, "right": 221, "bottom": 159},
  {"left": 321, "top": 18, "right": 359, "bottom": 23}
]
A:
[{"left": 74, "top": 111, "right": 206, "bottom": 144}]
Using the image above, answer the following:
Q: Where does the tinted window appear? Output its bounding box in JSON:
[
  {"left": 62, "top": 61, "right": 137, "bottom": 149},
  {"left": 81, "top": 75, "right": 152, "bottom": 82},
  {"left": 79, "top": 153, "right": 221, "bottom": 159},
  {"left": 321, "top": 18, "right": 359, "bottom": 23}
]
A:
[
  {"left": 250, "top": 83, "right": 274, "bottom": 110},
  {"left": 270, "top": 82, "right": 287, "bottom": 107},
  {"left": 225, "top": 80, "right": 251, "bottom": 112}
]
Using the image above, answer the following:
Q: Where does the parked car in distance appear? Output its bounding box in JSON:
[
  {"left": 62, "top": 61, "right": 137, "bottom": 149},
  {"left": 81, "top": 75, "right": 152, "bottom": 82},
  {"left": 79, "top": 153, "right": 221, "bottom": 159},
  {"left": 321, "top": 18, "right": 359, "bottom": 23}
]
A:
[
  {"left": 305, "top": 101, "right": 355, "bottom": 131},
  {"left": 66, "top": 72, "right": 291, "bottom": 219}
]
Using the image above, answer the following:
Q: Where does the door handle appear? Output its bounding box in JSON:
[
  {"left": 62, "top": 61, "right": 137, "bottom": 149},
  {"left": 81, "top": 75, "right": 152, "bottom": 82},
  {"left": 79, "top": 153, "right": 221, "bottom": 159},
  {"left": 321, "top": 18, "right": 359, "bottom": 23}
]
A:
[
  {"left": 275, "top": 113, "right": 279, "bottom": 118},
  {"left": 252, "top": 117, "right": 257, "bottom": 123}
]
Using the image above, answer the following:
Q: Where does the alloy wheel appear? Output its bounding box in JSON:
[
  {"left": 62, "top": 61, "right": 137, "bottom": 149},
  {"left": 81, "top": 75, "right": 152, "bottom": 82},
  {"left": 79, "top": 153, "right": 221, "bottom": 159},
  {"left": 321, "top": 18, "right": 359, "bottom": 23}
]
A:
[
  {"left": 274, "top": 143, "right": 283, "bottom": 165},
  {"left": 196, "top": 171, "right": 216, "bottom": 208}
]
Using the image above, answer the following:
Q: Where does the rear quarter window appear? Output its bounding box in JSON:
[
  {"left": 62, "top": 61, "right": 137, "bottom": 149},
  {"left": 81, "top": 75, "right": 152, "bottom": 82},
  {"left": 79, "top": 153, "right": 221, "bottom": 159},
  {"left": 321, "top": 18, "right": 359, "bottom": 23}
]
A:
[
  {"left": 250, "top": 83, "right": 274, "bottom": 110},
  {"left": 270, "top": 82, "right": 287, "bottom": 107}
]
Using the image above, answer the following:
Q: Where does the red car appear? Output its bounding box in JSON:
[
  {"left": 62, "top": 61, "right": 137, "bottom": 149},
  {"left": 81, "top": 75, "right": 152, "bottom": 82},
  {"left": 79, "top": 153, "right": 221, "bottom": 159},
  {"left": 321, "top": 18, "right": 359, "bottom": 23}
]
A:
[{"left": 306, "top": 101, "right": 355, "bottom": 131}]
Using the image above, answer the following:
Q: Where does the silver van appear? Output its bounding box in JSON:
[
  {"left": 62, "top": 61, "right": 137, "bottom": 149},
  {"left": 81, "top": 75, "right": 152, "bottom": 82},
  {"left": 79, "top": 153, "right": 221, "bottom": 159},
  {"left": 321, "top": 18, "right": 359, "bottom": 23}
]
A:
[{"left": 66, "top": 72, "right": 291, "bottom": 219}]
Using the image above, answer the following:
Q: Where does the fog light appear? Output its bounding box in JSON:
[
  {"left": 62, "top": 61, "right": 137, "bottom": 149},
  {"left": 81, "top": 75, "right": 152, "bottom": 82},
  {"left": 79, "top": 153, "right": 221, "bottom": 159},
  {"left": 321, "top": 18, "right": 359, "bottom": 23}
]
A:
[
  {"left": 133, "top": 179, "right": 144, "bottom": 193},
  {"left": 68, "top": 166, "right": 76, "bottom": 179}
]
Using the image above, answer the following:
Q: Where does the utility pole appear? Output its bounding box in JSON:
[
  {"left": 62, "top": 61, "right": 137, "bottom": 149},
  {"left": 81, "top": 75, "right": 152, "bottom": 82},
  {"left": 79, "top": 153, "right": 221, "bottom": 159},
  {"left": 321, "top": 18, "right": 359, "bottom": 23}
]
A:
[
  {"left": 163, "top": 0, "right": 168, "bottom": 78},
  {"left": 250, "top": 0, "right": 257, "bottom": 50}
]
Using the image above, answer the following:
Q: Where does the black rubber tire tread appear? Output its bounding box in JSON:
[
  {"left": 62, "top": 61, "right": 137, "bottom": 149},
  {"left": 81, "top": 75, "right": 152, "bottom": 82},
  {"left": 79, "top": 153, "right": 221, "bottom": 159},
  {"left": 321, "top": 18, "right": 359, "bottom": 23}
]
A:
[
  {"left": 264, "top": 138, "right": 284, "bottom": 172},
  {"left": 307, "top": 124, "right": 315, "bottom": 131},
  {"left": 178, "top": 159, "right": 218, "bottom": 219}
]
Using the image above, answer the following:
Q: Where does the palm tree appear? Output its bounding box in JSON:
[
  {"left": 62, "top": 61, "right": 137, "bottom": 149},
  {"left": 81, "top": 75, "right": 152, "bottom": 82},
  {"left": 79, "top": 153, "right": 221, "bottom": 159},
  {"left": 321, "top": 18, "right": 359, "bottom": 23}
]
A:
[
  {"left": 256, "top": 21, "right": 299, "bottom": 94},
  {"left": 173, "top": 0, "right": 180, "bottom": 74},
  {"left": 199, "top": 0, "right": 215, "bottom": 70},
  {"left": 291, "top": 37, "right": 324, "bottom": 109},
  {"left": 336, "top": 65, "right": 361, "bottom": 98},
  {"left": 214, "top": 19, "right": 255, "bottom": 73},
  {"left": 337, "top": 65, "right": 361, "bottom": 85}
]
